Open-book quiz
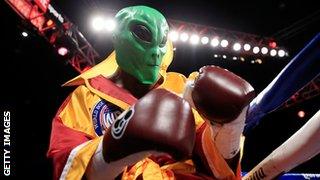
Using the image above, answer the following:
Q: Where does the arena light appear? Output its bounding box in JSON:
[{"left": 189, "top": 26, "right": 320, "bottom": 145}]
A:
[
  {"left": 46, "top": 19, "right": 54, "bottom": 27},
  {"left": 104, "top": 19, "right": 116, "bottom": 32},
  {"left": 220, "top": 39, "right": 229, "bottom": 48},
  {"left": 297, "top": 110, "right": 305, "bottom": 118},
  {"left": 261, "top": 47, "right": 268, "bottom": 55},
  {"left": 270, "top": 49, "right": 277, "bottom": 56},
  {"left": 222, "top": 55, "right": 227, "bottom": 59},
  {"left": 210, "top": 38, "right": 219, "bottom": 47},
  {"left": 214, "top": 54, "right": 219, "bottom": 58},
  {"left": 269, "top": 41, "right": 277, "bottom": 48},
  {"left": 21, "top": 31, "right": 28, "bottom": 37},
  {"left": 180, "top": 32, "right": 189, "bottom": 42},
  {"left": 91, "top": 16, "right": 105, "bottom": 31},
  {"left": 253, "top": 46, "right": 260, "bottom": 54},
  {"left": 190, "top": 34, "right": 200, "bottom": 45},
  {"left": 233, "top": 43, "right": 241, "bottom": 51},
  {"left": 244, "top": 44, "right": 251, "bottom": 51},
  {"left": 232, "top": 56, "right": 237, "bottom": 60},
  {"left": 201, "top": 36, "right": 209, "bottom": 45},
  {"left": 169, "top": 31, "right": 179, "bottom": 42},
  {"left": 278, "top": 49, "right": 286, "bottom": 57},
  {"left": 255, "top": 59, "right": 263, "bottom": 64},
  {"left": 58, "top": 47, "right": 68, "bottom": 56}
]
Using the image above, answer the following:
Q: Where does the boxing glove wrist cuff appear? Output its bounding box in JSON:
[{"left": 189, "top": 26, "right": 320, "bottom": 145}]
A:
[
  {"left": 210, "top": 107, "right": 248, "bottom": 159},
  {"left": 86, "top": 139, "right": 124, "bottom": 179}
]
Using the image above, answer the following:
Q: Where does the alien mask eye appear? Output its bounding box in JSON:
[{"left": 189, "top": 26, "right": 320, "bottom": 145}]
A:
[
  {"left": 130, "top": 24, "right": 152, "bottom": 43},
  {"left": 159, "top": 35, "right": 167, "bottom": 47}
]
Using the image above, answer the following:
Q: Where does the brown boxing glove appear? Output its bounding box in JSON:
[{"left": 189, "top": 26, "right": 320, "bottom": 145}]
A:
[
  {"left": 192, "top": 65, "right": 255, "bottom": 124},
  {"left": 102, "top": 88, "right": 196, "bottom": 163},
  {"left": 186, "top": 65, "right": 255, "bottom": 177}
]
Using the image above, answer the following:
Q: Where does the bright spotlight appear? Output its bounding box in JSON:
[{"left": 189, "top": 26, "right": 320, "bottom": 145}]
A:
[
  {"left": 297, "top": 110, "right": 305, "bottom": 118},
  {"left": 270, "top": 49, "right": 277, "bottom": 56},
  {"left": 169, "top": 31, "right": 179, "bottom": 42},
  {"left": 255, "top": 59, "right": 263, "bottom": 64},
  {"left": 222, "top": 55, "right": 227, "bottom": 59},
  {"left": 180, "top": 32, "right": 189, "bottom": 42},
  {"left": 233, "top": 43, "right": 241, "bottom": 51},
  {"left": 278, "top": 49, "right": 285, "bottom": 57},
  {"left": 232, "top": 57, "right": 237, "bottom": 60},
  {"left": 210, "top": 38, "right": 219, "bottom": 47},
  {"left": 92, "top": 16, "right": 105, "bottom": 31},
  {"left": 214, "top": 54, "right": 219, "bottom": 58},
  {"left": 190, "top": 34, "right": 200, "bottom": 45},
  {"left": 261, "top": 47, "right": 268, "bottom": 54},
  {"left": 21, "top": 31, "right": 28, "bottom": 37},
  {"left": 253, "top": 46, "right": 260, "bottom": 54},
  {"left": 269, "top": 41, "right": 277, "bottom": 48},
  {"left": 244, "top": 44, "right": 251, "bottom": 51},
  {"left": 46, "top": 19, "right": 54, "bottom": 27},
  {"left": 201, "top": 36, "right": 209, "bottom": 45},
  {"left": 58, "top": 47, "right": 68, "bottom": 56},
  {"left": 220, "top": 39, "right": 229, "bottom": 48},
  {"left": 104, "top": 19, "right": 116, "bottom": 32}
]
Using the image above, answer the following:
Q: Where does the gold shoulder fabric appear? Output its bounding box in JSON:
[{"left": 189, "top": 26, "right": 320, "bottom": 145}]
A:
[
  {"left": 187, "top": 71, "right": 199, "bottom": 81},
  {"left": 159, "top": 72, "right": 187, "bottom": 94},
  {"left": 62, "top": 51, "right": 118, "bottom": 86}
]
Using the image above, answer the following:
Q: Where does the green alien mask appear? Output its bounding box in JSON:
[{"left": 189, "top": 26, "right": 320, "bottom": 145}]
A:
[{"left": 113, "top": 6, "right": 169, "bottom": 84}]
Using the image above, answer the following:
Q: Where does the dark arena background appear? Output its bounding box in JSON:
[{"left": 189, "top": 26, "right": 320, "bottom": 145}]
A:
[{"left": 1, "top": 0, "right": 319, "bottom": 179}]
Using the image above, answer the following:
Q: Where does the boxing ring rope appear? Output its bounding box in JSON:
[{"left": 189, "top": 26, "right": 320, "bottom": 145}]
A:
[
  {"left": 245, "top": 32, "right": 320, "bottom": 134},
  {"left": 242, "top": 33, "right": 320, "bottom": 179},
  {"left": 242, "top": 172, "right": 320, "bottom": 179}
]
